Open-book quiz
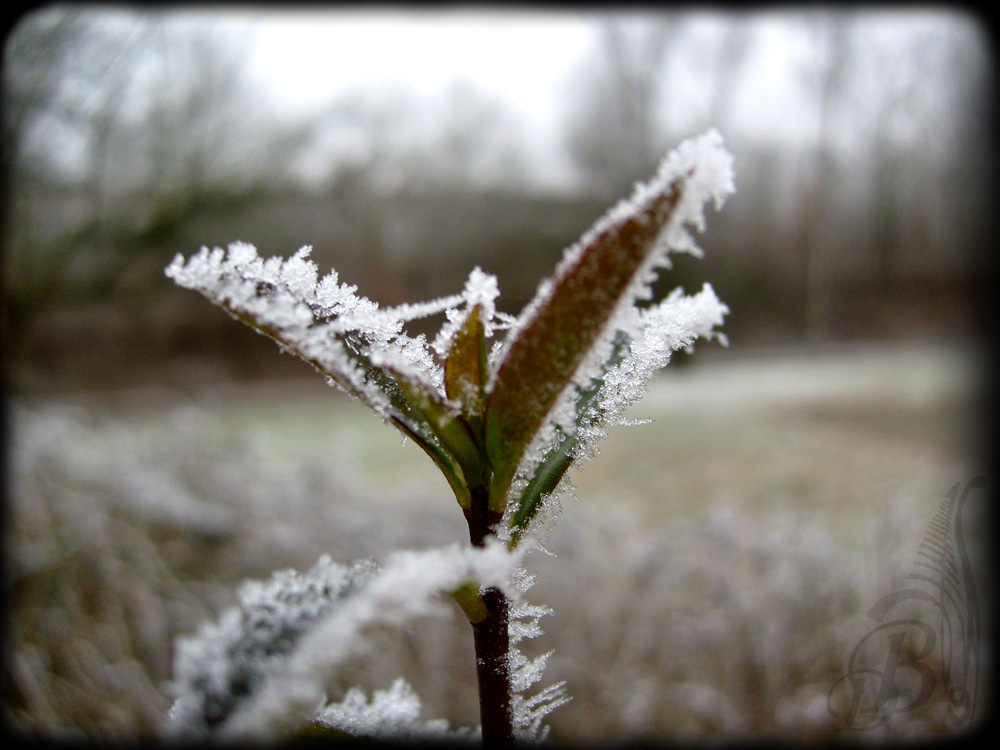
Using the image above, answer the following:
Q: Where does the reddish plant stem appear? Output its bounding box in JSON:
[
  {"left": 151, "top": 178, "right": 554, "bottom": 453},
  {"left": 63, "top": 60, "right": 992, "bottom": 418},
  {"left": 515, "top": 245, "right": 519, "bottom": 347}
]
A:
[
  {"left": 464, "top": 498, "right": 514, "bottom": 746},
  {"left": 472, "top": 586, "right": 513, "bottom": 746}
]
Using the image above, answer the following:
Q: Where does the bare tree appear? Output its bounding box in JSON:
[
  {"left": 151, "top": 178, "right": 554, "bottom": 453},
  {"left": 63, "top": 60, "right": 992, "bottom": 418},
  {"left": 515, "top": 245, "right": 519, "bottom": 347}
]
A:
[
  {"left": 704, "top": 16, "right": 754, "bottom": 136},
  {"left": 855, "top": 16, "right": 991, "bottom": 285},
  {"left": 562, "top": 15, "right": 681, "bottom": 196},
  {"left": 796, "top": 9, "right": 854, "bottom": 340},
  {"left": 3, "top": 8, "right": 320, "bottom": 305},
  {"left": 794, "top": 10, "right": 990, "bottom": 338},
  {"left": 2, "top": 7, "right": 159, "bottom": 345},
  {"left": 2, "top": 7, "right": 338, "bottom": 391},
  {"left": 318, "top": 78, "right": 530, "bottom": 194}
]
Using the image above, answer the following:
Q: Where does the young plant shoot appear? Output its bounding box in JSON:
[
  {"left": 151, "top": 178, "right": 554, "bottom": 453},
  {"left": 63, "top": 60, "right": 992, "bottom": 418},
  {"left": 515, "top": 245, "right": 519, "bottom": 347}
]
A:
[{"left": 165, "top": 130, "right": 735, "bottom": 744}]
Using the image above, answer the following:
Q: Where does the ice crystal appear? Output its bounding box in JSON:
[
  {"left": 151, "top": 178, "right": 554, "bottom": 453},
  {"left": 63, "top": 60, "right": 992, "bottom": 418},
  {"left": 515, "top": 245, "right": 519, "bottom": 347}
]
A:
[
  {"left": 505, "top": 576, "right": 570, "bottom": 742},
  {"left": 166, "top": 246, "right": 506, "bottom": 425},
  {"left": 315, "top": 678, "right": 473, "bottom": 742}
]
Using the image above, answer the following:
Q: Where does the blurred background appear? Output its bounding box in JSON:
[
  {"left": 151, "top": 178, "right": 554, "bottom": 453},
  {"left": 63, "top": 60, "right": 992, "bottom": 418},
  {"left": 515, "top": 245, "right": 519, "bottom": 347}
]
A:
[{"left": 2, "top": 5, "right": 993, "bottom": 744}]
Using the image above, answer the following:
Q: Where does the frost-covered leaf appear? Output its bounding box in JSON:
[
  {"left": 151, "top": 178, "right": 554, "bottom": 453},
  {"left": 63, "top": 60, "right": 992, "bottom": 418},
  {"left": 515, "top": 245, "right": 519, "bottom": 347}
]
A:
[
  {"left": 167, "top": 555, "right": 379, "bottom": 738},
  {"left": 165, "top": 247, "right": 506, "bottom": 508},
  {"left": 506, "top": 331, "right": 631, "bottom": 545},
  {"left": 166, "top": 245, "right": 408, "bottom": 419},
  {"left": 379, "top": 359, "right": 487, "bottom": 501},
  {"left": 482, "top": 170, "right": 683, "bottom": 504},
  {"left": 485, "top": 130, "right": 735, "bottom": 508},
  {"left": 168, "top": 542, "right": 521, "bottom": 741},
  {"left": 505, "top": 284, "right": 729, "bottom": 545},
  {"left": 166, "top": 131, "right": 732, "bottom": 528},
  {"left": 312, "top": 678, "right": 474, "bottom": 742}
]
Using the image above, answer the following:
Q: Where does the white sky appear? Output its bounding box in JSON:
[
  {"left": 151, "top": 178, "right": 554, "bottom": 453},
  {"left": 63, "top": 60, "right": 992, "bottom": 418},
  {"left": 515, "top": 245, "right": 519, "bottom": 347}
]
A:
[
  {"left": 231, "top": 9, "right": 600, "bottom": 189},
  {"left": 238, "top": 9, "right": 824, "bottom": 140},
  {"left": 244, "top": 9, "right": 593, "bottom": 123},
  {"left": 233, "top": 8, "right": 809, "bottom": 188},
  {"left": 144, "top": 7, "right": 975, "bottom": 191}
]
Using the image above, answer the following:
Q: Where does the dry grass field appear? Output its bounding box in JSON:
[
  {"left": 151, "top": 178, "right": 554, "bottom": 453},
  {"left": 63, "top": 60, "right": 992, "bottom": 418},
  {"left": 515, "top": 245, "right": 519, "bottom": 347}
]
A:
[{"left": 4, "top": 340, "right": 989, "bottom": 744}]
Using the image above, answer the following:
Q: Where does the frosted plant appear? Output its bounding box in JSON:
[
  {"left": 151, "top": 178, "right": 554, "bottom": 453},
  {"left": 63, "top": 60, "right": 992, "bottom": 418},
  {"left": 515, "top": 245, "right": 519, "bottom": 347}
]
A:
[{"left": 165, "top": 129, "right": 735, "bottom": 743}]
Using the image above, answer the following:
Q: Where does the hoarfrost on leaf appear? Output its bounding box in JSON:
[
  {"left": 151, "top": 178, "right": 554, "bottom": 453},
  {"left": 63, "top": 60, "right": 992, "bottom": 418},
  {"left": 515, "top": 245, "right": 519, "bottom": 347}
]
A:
[
  {"left": 314, "top": 678, "right": 472, "bottom": 742},
  {"left": 165, "top": 130, "right": 733, "bottom": 532},
  {"left": 167, "top": 555, "right": 379, "bottom": 738},
  {"left": 483, "top": 129, "right": 734, "bottom": 528},
  {"left": 168, "top": 542, "right": 522, "bottom": 741},
  {"left": 165, "top": 246, "right": 507, "bottom": 428}
]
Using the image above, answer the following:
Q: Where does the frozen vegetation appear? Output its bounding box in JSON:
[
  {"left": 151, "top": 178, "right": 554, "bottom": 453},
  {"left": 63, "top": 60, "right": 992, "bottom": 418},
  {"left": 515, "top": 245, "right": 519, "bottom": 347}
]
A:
[
  {"left": 5, "top": 127, "right": 986, "bottom": 743},
  {"left": 6, "top": 341, "right": 983, "bottom": 742}
]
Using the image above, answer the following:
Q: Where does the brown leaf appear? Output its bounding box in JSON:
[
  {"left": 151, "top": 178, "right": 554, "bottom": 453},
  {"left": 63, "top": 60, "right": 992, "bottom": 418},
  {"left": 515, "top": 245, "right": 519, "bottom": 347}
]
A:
[
  {"left": 484, "top": 171, "right": 688, "bottom": 506},
  {"left": 444, "top": 304, "right": 488, "bottom": 419}
]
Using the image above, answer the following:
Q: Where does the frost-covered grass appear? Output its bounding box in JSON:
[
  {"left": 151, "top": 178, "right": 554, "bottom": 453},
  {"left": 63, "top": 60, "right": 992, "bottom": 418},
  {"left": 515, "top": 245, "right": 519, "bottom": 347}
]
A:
[{"left": 5, "top": 341, "right": 984, "bottom": 743}]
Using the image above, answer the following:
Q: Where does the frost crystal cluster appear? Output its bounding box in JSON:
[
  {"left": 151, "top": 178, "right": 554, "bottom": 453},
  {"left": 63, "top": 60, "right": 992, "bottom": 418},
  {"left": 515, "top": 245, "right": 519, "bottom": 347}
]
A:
[{"left": 166, "top": 129, "right": 735, "bottom": 742}]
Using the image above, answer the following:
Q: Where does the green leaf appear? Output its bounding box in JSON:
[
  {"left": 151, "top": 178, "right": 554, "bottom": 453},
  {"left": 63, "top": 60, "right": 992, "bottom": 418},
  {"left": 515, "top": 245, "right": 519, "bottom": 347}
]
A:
[
  {"left": 381, "top": 362, "right": 488, "bottom": 501},
  {"left": 485, "top": 172, "right": 688, "bottom": 507},
  {"left": 390, "top": 416, "right": 472, "bottom": 509},
  {"left": 507, "top": 330, "right": 631, "bottom": 546},
  {"left": 507, "top": 431, "right": 577, "bottom": 548},
  {"left": 215, "top": 295, "right": 482, "bottom": 504}
]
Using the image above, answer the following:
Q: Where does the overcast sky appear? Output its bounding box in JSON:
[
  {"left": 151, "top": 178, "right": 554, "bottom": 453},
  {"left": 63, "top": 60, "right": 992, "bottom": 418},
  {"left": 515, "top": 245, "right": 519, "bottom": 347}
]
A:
[
  {"left": 232, "top": 7, "right": 953, "bottom": 151},
  {"left": 231, "top": 8, "right": 822, "bottom": 187},
  {"left": 9, "top": 6, "right": 985, "bottom": 192},
  {"left": 244, "top": 9, "right": 594, "bottom": 119}
]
